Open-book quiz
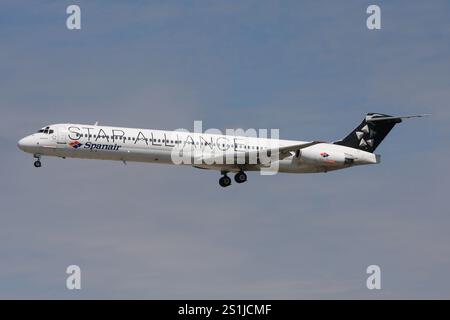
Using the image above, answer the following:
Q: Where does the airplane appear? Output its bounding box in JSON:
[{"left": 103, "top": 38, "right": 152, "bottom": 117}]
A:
[{"left": 17, "top": 113, "right": 428, "bottom": 187}]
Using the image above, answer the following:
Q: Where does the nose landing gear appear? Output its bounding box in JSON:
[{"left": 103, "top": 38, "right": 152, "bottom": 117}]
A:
[{"left": 33, "top": 155, "right": 42, "bottom": 168}]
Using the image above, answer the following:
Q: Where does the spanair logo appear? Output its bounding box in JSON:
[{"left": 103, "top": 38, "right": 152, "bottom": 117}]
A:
[
  {"left": 69, "top": 140, "right": 82, "bottom": 149},
  {"left": 320, "top": 152, "right": 329, "bottom": 158}
]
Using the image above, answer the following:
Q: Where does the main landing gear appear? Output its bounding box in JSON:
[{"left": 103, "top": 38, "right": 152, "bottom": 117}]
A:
[
  {"left": 219, "top": 172, "right": 232, "bottom": 188},
  {"left": 234, "top": 171, "right": 247, "bottom": 184},
  {"left": 219, "top": 171, "right": 247, "bottom": 187},
  {"left": 33, "top": 154, "right": 42, "bottom": 168}
]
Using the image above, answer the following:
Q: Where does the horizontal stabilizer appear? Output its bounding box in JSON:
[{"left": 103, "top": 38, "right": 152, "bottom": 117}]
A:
[{"left": 366, "top": 114, "right": 431, "bottom": 122}]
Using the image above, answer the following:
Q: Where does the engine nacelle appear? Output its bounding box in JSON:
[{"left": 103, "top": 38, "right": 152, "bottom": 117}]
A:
[{"left": 295, "top": 148, "right": 348, "bottom": 167}]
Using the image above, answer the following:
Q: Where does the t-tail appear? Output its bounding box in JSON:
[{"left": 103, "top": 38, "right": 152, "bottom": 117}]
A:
[{"left": 333, "top": 113, "right": 430, "bottom": 153}]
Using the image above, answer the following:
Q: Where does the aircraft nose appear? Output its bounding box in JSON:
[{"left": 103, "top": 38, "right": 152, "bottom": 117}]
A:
[
  {"left": 17, "top": 136, "right": 33, "bottom": 151},
  {"left": 17, "top": 137, "right": 26, "bottom": 150}
]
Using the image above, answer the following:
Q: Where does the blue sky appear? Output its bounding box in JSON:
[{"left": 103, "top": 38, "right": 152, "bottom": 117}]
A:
[{"left": 1, "top": 0, "right": 449, "bottom": 298}]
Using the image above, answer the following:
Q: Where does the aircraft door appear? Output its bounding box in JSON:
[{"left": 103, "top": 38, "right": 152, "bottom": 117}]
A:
[
  {"left": 57, "top": 126, "right": 67, "bottom": 145},
  {"left": 51, "top": 127, "right": 57, "bottom": 143}
]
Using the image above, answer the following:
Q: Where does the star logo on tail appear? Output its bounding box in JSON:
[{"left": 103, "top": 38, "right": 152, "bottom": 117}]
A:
[{"left": 355, "top": 124, "right": 375, "bottom": 149}]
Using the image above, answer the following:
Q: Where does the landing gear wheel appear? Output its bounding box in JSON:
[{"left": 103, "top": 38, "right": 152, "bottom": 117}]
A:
[
  {"left": 234, "top": 171, "right": 247, "bottom": 183},
  {"left": 219, "top": 175, "right": 231, "bottom": 187},
  {"left": 34, "top": 160, "right": 41, "bottom": 168}
]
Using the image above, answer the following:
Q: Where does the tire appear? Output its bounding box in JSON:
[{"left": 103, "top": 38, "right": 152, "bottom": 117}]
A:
[
  {"left": 34, "top": 160, "right": 41, "bottom": 168},
  {"left": 219, "top": 176, "right": 231, "bottom": 187},
  {"left": 234, "top": 171, "right": 247, "bottom": 183}
]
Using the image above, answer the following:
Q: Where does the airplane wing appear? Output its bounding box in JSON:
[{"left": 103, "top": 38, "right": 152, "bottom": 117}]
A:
[
  {"left": 262, "top": 140, "right": 325, "bottom": 160},
  {"left": 192, "top": 140, "right": 324, "bottom": 170}
]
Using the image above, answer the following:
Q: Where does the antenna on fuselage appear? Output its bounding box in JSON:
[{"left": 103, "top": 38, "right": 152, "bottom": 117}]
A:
[{"left": 94, "top": 121, "right": 99, "bottom": 126}]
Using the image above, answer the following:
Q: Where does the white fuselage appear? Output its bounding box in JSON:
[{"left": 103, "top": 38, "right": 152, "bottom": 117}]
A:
[{"left": 17, "top": 123, "right": 378, "bottom": 174}]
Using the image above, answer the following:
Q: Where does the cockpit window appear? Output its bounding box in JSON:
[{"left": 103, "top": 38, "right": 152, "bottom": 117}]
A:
[{"left": 38, "top": 127, "right": 54, "bottom": 134}]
